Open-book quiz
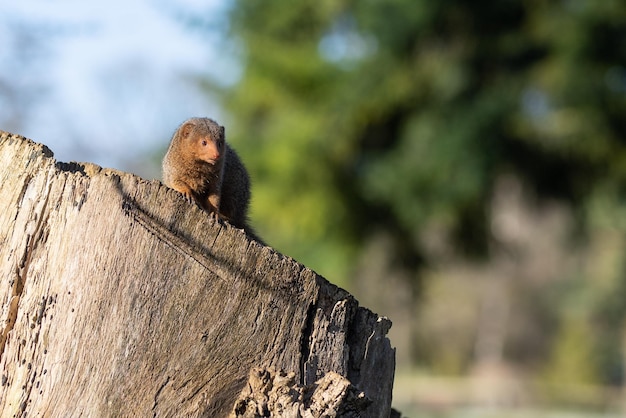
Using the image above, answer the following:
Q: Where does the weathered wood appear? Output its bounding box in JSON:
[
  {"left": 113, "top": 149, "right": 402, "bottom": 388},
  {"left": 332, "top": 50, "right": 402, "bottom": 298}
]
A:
[
  {"left": 0, "top": 131, "right": 396, "bottom": 417},
  {"left": 231, "top": 368, "right": 370, "bottom": 418}
]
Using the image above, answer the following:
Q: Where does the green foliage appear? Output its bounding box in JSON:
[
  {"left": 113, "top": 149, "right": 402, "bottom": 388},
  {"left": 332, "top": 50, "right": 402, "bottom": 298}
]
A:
[
  {"left": 219, "top": 0, "right": 625, "bottom": 282},
  {"left": 206, "top": 0, "right": 626, "bottom": 386}
]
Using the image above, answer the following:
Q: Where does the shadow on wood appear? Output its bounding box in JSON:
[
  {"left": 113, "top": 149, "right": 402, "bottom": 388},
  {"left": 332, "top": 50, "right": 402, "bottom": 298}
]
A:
[{"left": 0, "top": 131, "right": 396, "bottom": 417}]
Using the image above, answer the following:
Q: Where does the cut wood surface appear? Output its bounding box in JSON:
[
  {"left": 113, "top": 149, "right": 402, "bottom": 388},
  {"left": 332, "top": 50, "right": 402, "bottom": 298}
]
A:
[{"left": 0, "top": 131, "right": 396, "bottom": 417}]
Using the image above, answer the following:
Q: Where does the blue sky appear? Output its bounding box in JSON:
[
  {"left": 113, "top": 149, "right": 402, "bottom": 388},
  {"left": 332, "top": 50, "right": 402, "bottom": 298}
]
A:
[{"left": 0, "top": 0, "right": 236, "bottom": 178}]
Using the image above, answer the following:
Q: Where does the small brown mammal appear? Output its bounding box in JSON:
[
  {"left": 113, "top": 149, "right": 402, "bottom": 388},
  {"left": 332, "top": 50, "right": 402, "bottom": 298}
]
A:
[{"left": 162, "top": 117, "right": 256, "bottom": 236}]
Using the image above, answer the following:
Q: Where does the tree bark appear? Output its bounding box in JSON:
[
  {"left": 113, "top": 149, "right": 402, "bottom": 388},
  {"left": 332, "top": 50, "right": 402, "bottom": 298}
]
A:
[{"left": 0, "top": 131, "right": 396, "bottom": 417}]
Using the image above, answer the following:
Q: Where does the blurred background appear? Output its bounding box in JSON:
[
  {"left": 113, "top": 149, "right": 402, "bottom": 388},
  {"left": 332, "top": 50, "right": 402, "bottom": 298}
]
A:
[{"left": 2, "top": 0, "right": 626, "bottom": 416}]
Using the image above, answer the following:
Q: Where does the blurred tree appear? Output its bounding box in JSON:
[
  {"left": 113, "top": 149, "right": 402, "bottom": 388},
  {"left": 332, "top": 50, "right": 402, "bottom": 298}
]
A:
[
  {"left": 204, "top": 0, "right": 626, "bottom": 376},
  {"left": 218, "top": 0, "right": 625, "bottom": 277}
]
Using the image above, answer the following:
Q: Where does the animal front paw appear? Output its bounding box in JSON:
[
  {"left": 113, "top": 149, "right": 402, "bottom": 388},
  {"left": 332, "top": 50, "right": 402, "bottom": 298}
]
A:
[{"left": 181, "top": 190, "right": 195, "bottom": 204}]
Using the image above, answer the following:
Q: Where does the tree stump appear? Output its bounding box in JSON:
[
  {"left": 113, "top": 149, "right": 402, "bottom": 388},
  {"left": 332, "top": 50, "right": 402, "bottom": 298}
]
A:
[{"left": 0, "top": 131, "right": 396, "bottom": 417}]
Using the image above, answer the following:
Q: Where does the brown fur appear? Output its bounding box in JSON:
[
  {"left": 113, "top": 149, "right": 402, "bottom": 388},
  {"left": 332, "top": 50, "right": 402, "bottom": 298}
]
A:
[{"left": 162, "top": 117, "right": 253, "bottom": 232}]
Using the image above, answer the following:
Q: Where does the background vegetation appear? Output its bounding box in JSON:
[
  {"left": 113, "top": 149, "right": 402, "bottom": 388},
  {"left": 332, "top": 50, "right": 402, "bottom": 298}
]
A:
[{"left": 214, "top": 0, "right": 626, "bottom": 414}]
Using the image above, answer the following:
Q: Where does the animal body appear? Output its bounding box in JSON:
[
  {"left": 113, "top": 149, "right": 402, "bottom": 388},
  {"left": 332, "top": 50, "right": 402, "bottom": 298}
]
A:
[{"left": 162, "top": 117, "right": 254, "bottom": 234}]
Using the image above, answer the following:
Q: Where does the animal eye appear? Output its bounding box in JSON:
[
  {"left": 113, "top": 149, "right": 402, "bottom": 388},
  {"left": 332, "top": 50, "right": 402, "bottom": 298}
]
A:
[{"left": 201, "top": 140, "right": 208, "bottom": 146}]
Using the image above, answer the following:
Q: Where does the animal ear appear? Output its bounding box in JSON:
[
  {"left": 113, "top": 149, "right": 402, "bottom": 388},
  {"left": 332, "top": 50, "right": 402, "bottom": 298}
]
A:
[
  {"left": 180, "top": 121, "right": 195, "bottom": 138},
  {"left": 220, "top": 125, "right": 225, "bottom": 139}
]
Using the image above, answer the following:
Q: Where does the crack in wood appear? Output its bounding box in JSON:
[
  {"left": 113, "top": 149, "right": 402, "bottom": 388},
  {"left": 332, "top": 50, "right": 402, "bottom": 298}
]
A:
[
  {"left": 0, "top": 293, "right": 20, "bottom": 358},
  {"left": 14, "top": 174, "right": 33, "bottom": 221},
  {"left": 299, "top": 303, "right": 317, "bottom": 385},
  {"left": 152, "top": 375, "right": 171, "bottom": 415}
]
